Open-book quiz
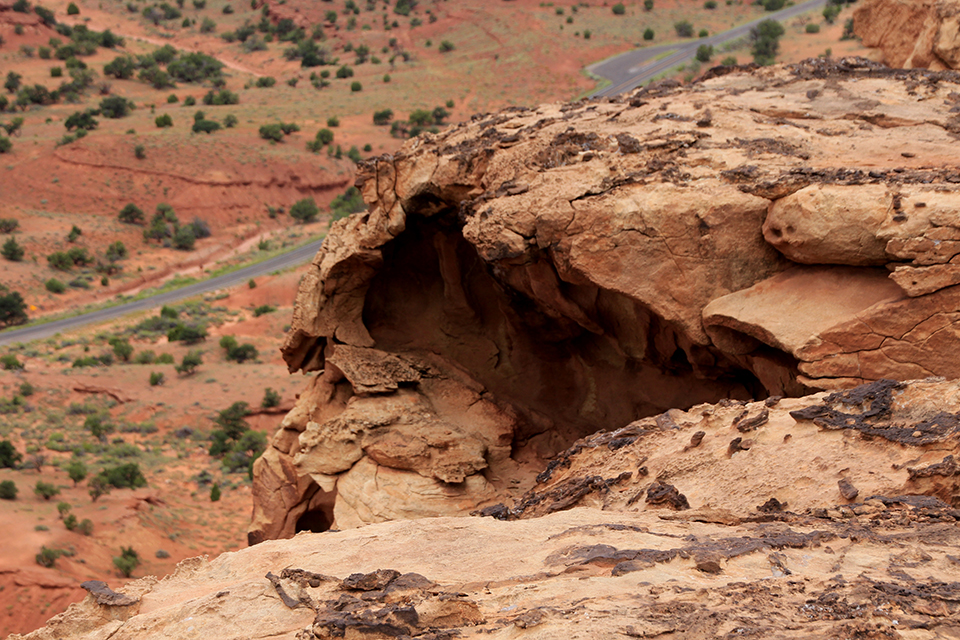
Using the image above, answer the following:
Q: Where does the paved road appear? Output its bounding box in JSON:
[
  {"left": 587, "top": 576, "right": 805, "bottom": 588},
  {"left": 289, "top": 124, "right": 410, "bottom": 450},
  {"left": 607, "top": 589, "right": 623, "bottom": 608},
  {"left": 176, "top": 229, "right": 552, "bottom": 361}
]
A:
[
  {"left": 588, "top": 0, "right": 829, "bottom": 97},
  {"left": 0, "top": 239, "right": 324, "bottom": 347}
]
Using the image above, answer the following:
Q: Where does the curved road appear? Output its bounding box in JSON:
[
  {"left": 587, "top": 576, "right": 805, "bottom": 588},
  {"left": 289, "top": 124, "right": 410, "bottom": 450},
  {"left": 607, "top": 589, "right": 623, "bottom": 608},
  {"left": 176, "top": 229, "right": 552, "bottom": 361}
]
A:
[
  {"left": 0, "top": 239, "right": 323, "bottom": 347},
  {"left": 588, "top": 0, "right": 828, "bottom": 97}
]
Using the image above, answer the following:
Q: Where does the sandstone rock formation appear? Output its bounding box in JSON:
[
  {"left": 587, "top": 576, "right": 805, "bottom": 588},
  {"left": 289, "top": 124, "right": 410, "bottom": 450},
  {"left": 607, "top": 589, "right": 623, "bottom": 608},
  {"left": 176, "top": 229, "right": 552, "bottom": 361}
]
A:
[
  {"left": 20, "top": 373, "right": 960, "bottom": 638},
  {"left": 251, "top": 58, "right": 960, "bottom": 542},
  {"left": 854, "top": 0, "right": 960, "bottom": 69}
]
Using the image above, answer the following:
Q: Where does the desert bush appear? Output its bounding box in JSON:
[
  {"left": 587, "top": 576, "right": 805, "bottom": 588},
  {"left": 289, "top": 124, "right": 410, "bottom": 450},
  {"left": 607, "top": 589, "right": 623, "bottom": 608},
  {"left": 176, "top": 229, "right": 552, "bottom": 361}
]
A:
[
  {"left": 175, "top": 350, "right": 202, "bottom": 375},
  {"left": 223, "top": 114, "right": 238, "bottom": 128},
  {"left": 350, "top": 81, "right": 362, "bottom": 92},
  {"left": 612, "top": 3, "right": 626, "bottom": 14},
  {"left": 805, "top": 23, "right": 820, "bottom": 33},
  {"left": 258, "top": 123, "right": 283, "bottom": 142},
  {"left": 67, "top": 225, "right": 81, "bottom": 242},
  {"left": 202, "top": 88, "right": 239, "bottom": 105},
  {"left": 113, "top": 546, "right": 140, "bottom": 577},
  {"left": 0, "top": 219, "right": 19, "bottom": 233},
  {"left": 1, "top": 288, "right": 29, "bottom": 327},
  {"left": 155, "top": 113, "right": 173, "bottom": 127},
  {"left": 438, "top": 40, "right": 454, "bottom": 52},
  {"left": 0, "top": 353, "right": 24, "bottom": 371},
  {"left": 99, "top": 95, "right": 133, "bottom": 118},
  {"left": 2, "top": 236, "right": 24, "bottom": 261},
  {"left": 750, "top": 18, "right": 784, "bottom": 65},
  {"left": 47, "top": 251, "right": 72, "bottom": 271},
  {"left": 45, "top": 278, "right": 66, "bottom": 294},
  {"left": 0, "top": 480, "right": 17, "bottom": 500},
  {"left": 65, "top": 459, "right": 87, "bottom": 485},
  {"left": 695, "top": 44, "right": 713, "bottom": 62},
  {"left": 149, "top": 371, "right": 165, "bottom": 386},
  {"left": 77, "top": 518, "right": 93, "bottom": 535},
  {"left": 261, "top": 387, "right": 280, "bottom": 408},
  {"left": 675, "top": 20, "right": 693, "bottom": 37},
  {"left": 134, "top": 144, "right": 145, "bottom": 159},
  {"left": 0, "top": 440, "right": 21, "bottom": 468},
  {"left": 255, "top": 76, "right": 276, "bottom": 88},
  {"left": 118, "top": 203, "right": 145, "bottom": 224},
  {"left": 326, "top": 116, "right": 339, "bottom": 127},
  {"left": 192, "top": 118, "right": 220, "bottom": 133},
  {"left": 34, "top": 480, "right": 60, "bottom": 500},
  {"left": 57, "top": 501, "right": 71, "bottom": 518},
  {"left": 210, "top": 483, "right": 221, "bottom": 501},
  {"left": 64, "top": 513, "right": 77, "bottom": 530},
  {"left": 36, "top": 546, "right": 62, "bottom": 568},
  {"left": 289, "top": 198, "right": 318, "bottom": 223},
  {"left": 97, "top": 462, "right": 146, "bottom": 489},
  {"left": 200, "top": 17, "right": 216, "bottom": 32}
]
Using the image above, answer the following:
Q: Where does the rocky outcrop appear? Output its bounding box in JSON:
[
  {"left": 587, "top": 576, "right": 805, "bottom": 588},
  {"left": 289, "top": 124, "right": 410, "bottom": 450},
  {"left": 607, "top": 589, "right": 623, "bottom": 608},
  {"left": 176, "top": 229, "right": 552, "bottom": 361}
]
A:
[
  {"left": 854, "top": 0, "right": 960, "bottom": 69},
  {"left": 20, "top": 376, "right": 960, "bottom": 639},
  {"left": 252, "top": 58, "right": 960, "bottom": 542}
]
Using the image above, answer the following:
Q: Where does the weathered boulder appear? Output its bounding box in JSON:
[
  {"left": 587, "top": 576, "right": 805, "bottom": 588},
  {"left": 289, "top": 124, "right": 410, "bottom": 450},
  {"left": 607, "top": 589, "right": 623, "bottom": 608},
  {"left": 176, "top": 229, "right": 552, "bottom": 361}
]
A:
[{"left": 252, "top": 59, "right": 960, "bottom": 541}]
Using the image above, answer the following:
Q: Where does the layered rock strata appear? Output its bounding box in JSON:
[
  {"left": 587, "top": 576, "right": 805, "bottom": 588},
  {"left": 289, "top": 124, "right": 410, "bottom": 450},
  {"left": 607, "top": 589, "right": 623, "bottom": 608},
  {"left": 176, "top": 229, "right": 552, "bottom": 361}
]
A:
[{"left": 253, "top": 59, "right": 960, "bottom": 541}]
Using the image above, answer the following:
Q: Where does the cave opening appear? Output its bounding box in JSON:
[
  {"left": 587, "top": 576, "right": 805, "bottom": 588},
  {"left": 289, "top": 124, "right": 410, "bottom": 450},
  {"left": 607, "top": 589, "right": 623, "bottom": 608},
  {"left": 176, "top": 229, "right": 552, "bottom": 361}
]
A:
[
  {"left": 360, "top": 210, "right": 788, "bottom": 448},
  {"left": 295, "top": 509, "right": 333, "bottom": 534}
]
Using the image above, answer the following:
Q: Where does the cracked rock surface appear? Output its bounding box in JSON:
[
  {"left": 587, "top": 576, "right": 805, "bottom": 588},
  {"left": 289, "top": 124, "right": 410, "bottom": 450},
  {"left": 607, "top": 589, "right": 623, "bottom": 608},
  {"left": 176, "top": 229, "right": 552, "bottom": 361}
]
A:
[{"left": 252, "top": 58, "right": 960, "bottom": 541}]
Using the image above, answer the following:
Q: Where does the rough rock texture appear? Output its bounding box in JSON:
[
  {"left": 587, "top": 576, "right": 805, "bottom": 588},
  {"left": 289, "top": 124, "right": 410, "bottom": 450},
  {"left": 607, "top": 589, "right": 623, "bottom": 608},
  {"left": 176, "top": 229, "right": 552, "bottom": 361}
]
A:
[
  {"left": 252, "top": 58, "right": 960, "bottom": 541},
  {"left": 20, "top": 377, "right": 960, "bottom": 639},
  {"left": 17, "top": 504, "right": 960, "bottom": 639},
  {"left": 854, "top": 0, "right": 960, "bottom": 69}
]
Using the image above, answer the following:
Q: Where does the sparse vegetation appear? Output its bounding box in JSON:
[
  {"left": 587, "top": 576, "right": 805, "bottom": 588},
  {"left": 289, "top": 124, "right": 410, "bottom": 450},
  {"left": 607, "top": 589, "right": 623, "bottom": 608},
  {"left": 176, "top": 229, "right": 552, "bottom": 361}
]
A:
[
  {"left": 113, "top": 546, "right": 141, "bottom": 577},
  {"left": 34, "top": 481, "right": 60, "bottom": 500}
]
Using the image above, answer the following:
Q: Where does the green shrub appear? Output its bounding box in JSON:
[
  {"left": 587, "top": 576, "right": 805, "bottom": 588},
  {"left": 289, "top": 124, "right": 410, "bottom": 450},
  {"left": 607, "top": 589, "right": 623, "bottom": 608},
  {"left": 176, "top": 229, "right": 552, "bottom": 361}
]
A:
[
  {"left": 64, "top": 513, "right": 78, "bottom": 530},
  {"left": 289, "top": 198, "right": 318, "bottom": 223},
  {"left": 118, "top": 203, "right": 145, "bottom": 224},
  {"left": 326, "top": 116, "right": 339, "bottom": 127},
  {"left": 675, "top": 20, "right": 693, "bottom": 37},
  {"left": 0, "top": 354, "right": 24, "bottom": 371},
  {"left": 149, "top": 371, "right": 165, "bottom": 386},
  {"left": 167, "top": 93, "right": 179, "bottom": 103},
  {"left": 45, "top": 278, "right": 66, "bottom": 294},
  {"left": 66, "top": 460, "right": 87, "bottom": 485},
  {"left": 77, "top": 518, "right": 93, "bottom": 535},
  {"left": 805, "top": 23, "right": 821, "bottom": 33},
  {"left": 57, "top": 501, "right": 71, "bottom": 518},
  {"left": 113, "top": 546, "right": 140, "bottom": 577},
  {"left": 258, "top": 123, "right": 283, "bottom": 142},
  {"left": 0, "top": 219, "right": 19, "bottom": 233},
  {"left": 0, "top": 440, "right": 22, "bottom": 467},
  {"left": 97, "top": 463, "right": 146, "bottom": 489},
  {"left": 350, "top": 81, "right": 362, "bottom": 92},
  {"left": 261, "top": 387, "right": 280, "bottom": 408},
  {"left": 99, "top": 95, "right": 134, "bottom": 118},
  {"left": 0, "top": 480, "right": 17, "bottom": 500},
  {"left": 612, "top": 3, "right": 625, "bottom": 14},
  {"left": 155, "top": 113, "right": 173, "bottom": 127},
  {"left": 699, "top": 28, "right": 708, "bottom": 37},
  {"left": 192, "top": 118, "right": 221, "bottom": 134},
  {"left": 695, "top": 44, "right": 713, "bottom": 62},
  {"left": 210, "top": 482, "right": 221, "bottom": 501},
  {"left": 255, "top": 76, "right": 276, "bottom": 88},
  {"left": 156, "top": 353, "right": 175, "bottom": 364},
  {"left": 34, "top": 481, "right": 60, "bottom": 500},
  {"left": 2, "top": 236, "right": 24, "bottom": 261},
  {"left": 223, "top": 114, "right": 237, "bottom": 128},
  {"left": 175, "top": 350, "right": 202, "bottom": 375},
  {"left": 36, "top": 546, "right": 62, "bottom": 568},
  {"left": 47, "top": 251, "right": 72, "bottom": 271}
]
